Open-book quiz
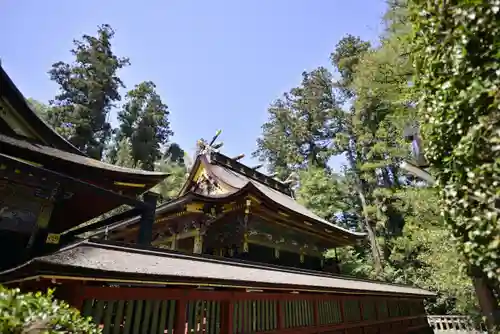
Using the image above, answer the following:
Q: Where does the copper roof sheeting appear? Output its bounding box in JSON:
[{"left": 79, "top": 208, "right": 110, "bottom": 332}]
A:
[{"left": 0, "top": 240, "right": 435, "bottom": 297}]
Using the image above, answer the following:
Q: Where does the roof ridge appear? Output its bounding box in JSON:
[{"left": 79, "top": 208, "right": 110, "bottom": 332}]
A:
[{"left": 207, "top": 152, "right": 294, "bottom": 197}]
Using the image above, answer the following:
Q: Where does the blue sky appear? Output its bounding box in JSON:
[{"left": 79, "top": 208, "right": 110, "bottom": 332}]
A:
[{"left": 0, "top": 0, "right": 386, "bottom": 170}]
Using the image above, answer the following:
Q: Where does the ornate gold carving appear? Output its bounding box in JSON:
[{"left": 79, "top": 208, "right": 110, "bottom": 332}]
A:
[
  {"left": 46, "top": 233, "right": 60, "bottom": 244},
  {"left": 193, "top": 228, "right": 203, "bottom": 254},
  {"left": 243, "top": 232, "right": 249, "bottom": 253},
  {"left": 186, "top": 202, "right": 204, "bottom": 213},
  {"left": 278, "top": 211, "right": 289, "bottom": 217}
]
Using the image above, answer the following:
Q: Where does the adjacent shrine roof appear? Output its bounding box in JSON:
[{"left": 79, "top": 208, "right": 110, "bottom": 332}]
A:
[
  {"left": 0, "top": 133, "right": 167, "bottom": 193},
  {"left": 0, "top": 240, "right": 435, "bottom": 297},
  {"left": 0, "top": 152, "right": 154, "bottom": 233},
  {"left": 0, "top": 66, "right": 170, "bottom": 231},
  {"left": 0, "top": 65, "right": 82, "bottom": 155},
  {"left": 0, "top": 66, "right": 168, "bottom": 194}
]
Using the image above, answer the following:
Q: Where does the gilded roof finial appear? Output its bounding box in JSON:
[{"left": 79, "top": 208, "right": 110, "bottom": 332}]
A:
[{"left": 196, "top": 130, "right": 223, "bottom": 156}]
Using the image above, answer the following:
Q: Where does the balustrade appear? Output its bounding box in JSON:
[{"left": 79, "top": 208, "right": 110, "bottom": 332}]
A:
[{"left": 427, "top": 315, "right": 487, "bottom": 333}]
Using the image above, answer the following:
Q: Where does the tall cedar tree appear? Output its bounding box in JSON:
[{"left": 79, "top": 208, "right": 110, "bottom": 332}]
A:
[
  {"left": 296, "top": 167, "right": 361, "bottom": 231},
  {"left": 48, "top": 24, "right": 129, "bottom": 160},
  {"left": 164, "top": 142, "right": 186, "bottom": 166},
  {"left": 268, "top": 3, "right": 478, "bottom": 316},
  {"left": 253, "top": 67, "right": 344, "bottom": 180},
  {"left": 114, "top": 81, "right": 173, "bottom": 171},
  {"left": 329, "top": 35, "right": 386, "bottom": 276}
]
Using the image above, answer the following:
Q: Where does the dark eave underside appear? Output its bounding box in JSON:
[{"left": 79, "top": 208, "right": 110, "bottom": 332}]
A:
[
  {"left": 0, "top": 153, "right": 147, "bottom": 232},
  {"left": 0, "top": 240, "right": 435, "bottom": 297},
  {"left": 0, "top": 66, "right": 167, "bottom": 191}
]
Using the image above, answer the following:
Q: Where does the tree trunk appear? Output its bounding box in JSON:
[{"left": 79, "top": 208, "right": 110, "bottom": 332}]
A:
[
  {"left": 346, "top": 130, "right": 384, "bottom": 277},
  {"left": 470, "top": 266, "right": 500, "bottom": 332},
  {"left": 357, "top": 187, "right": 383, "bottom": 277}
]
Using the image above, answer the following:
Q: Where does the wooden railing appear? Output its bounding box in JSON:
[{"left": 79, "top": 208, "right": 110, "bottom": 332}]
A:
[
  {"left": 427, "top": 315, "right": 487, "bottom": 333},
  {"left": 69, "top": 285, "right": 432, "bottom": 334}
]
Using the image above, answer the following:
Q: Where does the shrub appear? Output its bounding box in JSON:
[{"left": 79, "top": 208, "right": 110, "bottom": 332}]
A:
[{"left": 0, "top": 285, "right": 101, "bottom": 333}]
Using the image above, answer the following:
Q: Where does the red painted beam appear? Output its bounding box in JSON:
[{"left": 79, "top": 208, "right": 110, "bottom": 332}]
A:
[
  {"left": 313, "top": 299, "right": 319, "bottom": 327},
  {"left": 174, "top": 299, "right": 187, "bottom": 334}
]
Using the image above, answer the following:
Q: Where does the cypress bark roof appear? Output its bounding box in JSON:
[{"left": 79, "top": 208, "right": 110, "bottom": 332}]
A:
[
  {"left": 0, "top": 240, "right": 435, "bottom": 297},
  {"left": 203, "top": 153, "right": 364, "bottom": 237},
  {"left": 193, "top": 152, "right": 366, "bottom": 239}
]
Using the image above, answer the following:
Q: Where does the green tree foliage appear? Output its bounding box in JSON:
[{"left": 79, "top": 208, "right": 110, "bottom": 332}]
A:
[
  {"left": 330, "top": 34, "right": 371, "bottom": 99},
  {"left": 339, "top": 11, "right": 478, "bottom": 313},
  {"left": 113, "top": 137, "right": 141, "bottom": 169},
  {"left": 27, "top": 98, "right": 50, "bottom": 122},
  {"left": 0, "top": 286, "right": 100, "bottom": 333},
  {"left": 296, "top": 167, "right": 361, "bottom": 231},
  {"left": 254, "top": 1, "right": 480, "bottom": 316},
  {"left": 409, "top": 0, "right": 500, "bottom": 284},
  {"left": 112, "top": 81, "right": 173, "bottom": 170},
  {"left": 387, "top": 188, "right": 476, "bottom": 314},
  {"left": 152, "top": 158, "right": 189, "bottom": 202},
  {"left": 164, "top": 142, "right": 186, "bottom": 166},
  {"left": 48, "top": 24, "right": 130, "bottom": 159},
  {"left": 330, "top": 35, "right": 389, "bottom": 276},
  {"left": 253, "top": 68, "right": 344, "bottom": 179}
]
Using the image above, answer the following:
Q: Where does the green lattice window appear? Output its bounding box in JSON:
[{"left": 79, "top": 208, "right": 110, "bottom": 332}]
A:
[
  {"left": 282, "top": 300, "right": 314, "bottom": 329},
  {"left": 233, "top": 299, "right": 278, "bottom": 334},
  {"left": 377, "top": 299, "right": 388, "bottom": 319},
  {"left": 361, "top": 299, "right": 377, "bottom": 321},
  {"left": 82, "top": 298, "right": 179, "bottom": 333},
  {"left": 343, "top": 299, "right": 361, "bottom": 322},
  {"left": 318, "top": 299, "right": 342, "bottom": 325},
  {"left": 388, "top": 300, "right": 400, "bottom": 318}
]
